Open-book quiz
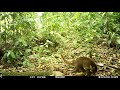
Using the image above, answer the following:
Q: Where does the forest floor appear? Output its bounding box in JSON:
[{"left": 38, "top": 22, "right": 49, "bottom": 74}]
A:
[{"left": 0, "top": 44, "right": 120, "bottom": 76}]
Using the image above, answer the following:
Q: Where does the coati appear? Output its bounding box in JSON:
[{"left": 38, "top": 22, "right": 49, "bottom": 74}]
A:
[{"left": 61, "top": 55, "right": 97, "bottom": 76}]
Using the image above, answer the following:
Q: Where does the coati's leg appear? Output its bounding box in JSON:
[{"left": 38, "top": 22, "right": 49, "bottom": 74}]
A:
[
  {"left": 72, "top": 67, "right": 79, "bottom": 73},
  {"left": 85, "top": 69, "right": 91, "bottom": 76},
  {"left": 83, "top": 63, "right": 91, "bottom": 76},
  {"left": 73, "top": 65, "right": 85, "bottom": 73}
]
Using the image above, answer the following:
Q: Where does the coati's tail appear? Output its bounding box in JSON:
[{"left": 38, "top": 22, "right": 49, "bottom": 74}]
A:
[{"left": 61, "top": 54, "right": 73, "bottom": 65}]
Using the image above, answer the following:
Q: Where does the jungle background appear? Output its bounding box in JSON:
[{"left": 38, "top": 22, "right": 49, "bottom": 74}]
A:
[{"left": 0, "top": 12, "right": 120, "bottom": 76}]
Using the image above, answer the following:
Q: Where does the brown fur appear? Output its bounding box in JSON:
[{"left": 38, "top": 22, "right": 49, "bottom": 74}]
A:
[{"left": 61, "top": 55, "right": 97, "bottom": 76}]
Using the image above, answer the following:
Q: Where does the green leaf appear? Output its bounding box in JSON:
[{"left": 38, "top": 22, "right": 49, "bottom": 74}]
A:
[
  {"left": 117, "top": 38, "right": 120, "bottom": 44},
  {"left": 23, "top": 41, "right": 27, "bottom": 46},
  {"left": 25, "top": 49, "right": 32, "bottom": 53},
  {"left": 15, "top": 41, "right": 19, "bottom": 46},
  {"left": 10, "top": 51, "right": 16, "bottom": 59},
  {"left": 7, "top": 51, "right": 11, "bottom": 57}
]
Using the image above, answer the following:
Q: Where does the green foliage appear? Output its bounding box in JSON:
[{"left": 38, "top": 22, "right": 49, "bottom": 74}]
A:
[
  {"left": 1, "top": 12, "right": 120, "bottom": 68},
  {"left": 0, "top": 12, "right": 38, "bottom": 66},
  {"left": 23, "top": 59, "right": 32, "bottom": 68}
]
